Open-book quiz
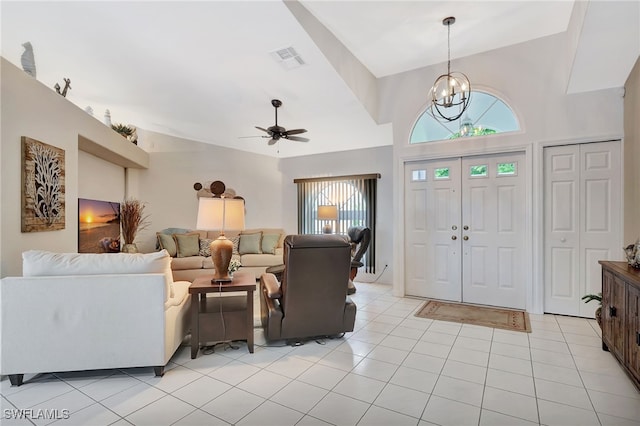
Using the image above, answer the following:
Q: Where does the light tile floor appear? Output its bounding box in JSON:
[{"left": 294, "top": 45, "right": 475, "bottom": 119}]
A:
[{"left": 2, "top": 282, "right": 640, "bottom": 426}]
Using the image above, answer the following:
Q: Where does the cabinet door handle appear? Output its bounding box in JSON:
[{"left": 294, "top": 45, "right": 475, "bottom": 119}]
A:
[
  {"left": 609, "top": 306, "right": 617, "bottom": 317},
  {"left": 636, "top": 332, "right": 640, "bottom": 347}
]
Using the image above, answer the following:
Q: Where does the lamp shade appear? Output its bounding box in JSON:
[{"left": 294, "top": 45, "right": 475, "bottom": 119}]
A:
[
  {"left": 317, "top": 205, "right": 338, "bottom": 221},
  {"left": 196, "top": 198, "right": 245, "bottom": 232}
]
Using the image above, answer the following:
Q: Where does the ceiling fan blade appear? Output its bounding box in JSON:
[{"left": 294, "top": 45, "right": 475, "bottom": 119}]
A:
[
  {"left": 285, "top": 135, "right": 310, "bottom": 142},
  {"left": 283, "top": 128, "right": 307, "bottom": 135},
  {"left": 238, "top": 135, "right": 264, "bottom": 139},
  {"left": 268, "top": 138, "right": 278, "bottom": 145},
  {"left": 255, "top": 126, "right": 270, "bottom": 133}
]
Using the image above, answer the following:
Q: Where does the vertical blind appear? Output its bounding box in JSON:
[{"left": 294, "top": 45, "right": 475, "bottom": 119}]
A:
[{"left": 294, "top": 173, "right": 379, "bottom": 273}]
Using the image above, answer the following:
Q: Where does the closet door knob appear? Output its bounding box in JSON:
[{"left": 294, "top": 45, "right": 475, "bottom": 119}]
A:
[{"left": 451, "top": 235, "right": 457, "bottom": 240}]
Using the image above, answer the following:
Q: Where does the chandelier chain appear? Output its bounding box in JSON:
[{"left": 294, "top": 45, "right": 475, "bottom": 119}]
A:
[{"left": 447, "top": 21, "right": 451, "bottom": 76}]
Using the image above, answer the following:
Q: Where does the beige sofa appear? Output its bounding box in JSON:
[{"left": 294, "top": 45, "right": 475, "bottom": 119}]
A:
[{"left": 157, "top": 228, "right": 285, "bottom": 281}]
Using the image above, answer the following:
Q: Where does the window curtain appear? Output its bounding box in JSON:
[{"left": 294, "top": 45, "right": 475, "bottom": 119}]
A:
[{"left": 295, "top": 173, "right": 379, "bottom": 273}]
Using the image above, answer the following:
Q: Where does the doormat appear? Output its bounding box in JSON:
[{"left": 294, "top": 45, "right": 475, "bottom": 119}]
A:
[{"left": 415, "top": 300, "right": 531, "bottom": 333}]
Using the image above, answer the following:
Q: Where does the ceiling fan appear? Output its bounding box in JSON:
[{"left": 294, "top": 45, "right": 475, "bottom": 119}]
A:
[{"left": 252, "top": 99, "right": 309, "bottom": 145}]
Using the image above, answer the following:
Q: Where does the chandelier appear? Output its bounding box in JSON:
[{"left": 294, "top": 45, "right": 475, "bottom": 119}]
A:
[{"left": 428, "top": 17, "right": 471, "bottom": 122}]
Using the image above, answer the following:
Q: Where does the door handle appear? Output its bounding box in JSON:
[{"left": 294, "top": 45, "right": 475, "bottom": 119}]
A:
[
  {"left": 463, "top": 225, "right": 469, "bottom": 230},
  {"left": 609, "top": 306, "right": 617, "bottom": 317},
  {"left": 451, "top": 235, "right": 457, "bottom": 240},
  {"left": 636, "top": 332, "right": 640, "bottom": 347},
  {"left": 463, "top": 236, "right": 469, "bottom": 241},
  {"left": 452, "top": 225, "right": 457, "bottom": 230}
]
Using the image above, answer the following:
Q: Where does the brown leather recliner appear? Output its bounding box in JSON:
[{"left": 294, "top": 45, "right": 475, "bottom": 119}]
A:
[{"left": 259, "top": 234, "right": 357, "bottom": 342}]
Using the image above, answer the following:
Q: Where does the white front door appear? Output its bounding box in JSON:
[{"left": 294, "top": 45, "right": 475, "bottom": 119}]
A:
[
  {"left": 405, "top": 159, "right": 461, "bottom": 300},
  {"left": 461, "top": 154, "right": 526, "bottom": 309},
  {"left": 544, "top": 141, "right": 622, "bottom": 316},
  {"left": 405, "top": 153, "right": 527, "bottom": 309}
]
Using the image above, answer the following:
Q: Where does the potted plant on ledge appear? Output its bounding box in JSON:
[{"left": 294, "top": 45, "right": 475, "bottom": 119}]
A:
[
  {"left": 582, "top": 292, "right": 602, "bottom": 327},
  {"left": 112, "top": 123, "right": 138, "bottom": 145},
  {"left": 120, "top": 198, "right": 150, "bottom": 253}
]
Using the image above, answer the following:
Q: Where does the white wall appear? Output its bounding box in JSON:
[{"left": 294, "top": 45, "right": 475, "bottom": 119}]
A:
[
  {"left": 279, "top": 146, "right": 393, "bottom": 284},
  {"left": 380, "top": 32, "right": 625, "bottom": 307},
  {"left": 78, "top": 151, "right": 125, "bottom": 202},
  {"left": 624, "top": 57, "right": 640, "bottom": 242},
  {"left": 0, "top": 58, "right": 146, "bottom": 277},
  {"left": 134, "top": 130, "right": 284, "bottom": 253}
]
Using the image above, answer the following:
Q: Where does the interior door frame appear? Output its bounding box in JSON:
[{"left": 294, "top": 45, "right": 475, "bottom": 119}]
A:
[{"left": 398, "top": 143, "right": 534, "bottom": 311}]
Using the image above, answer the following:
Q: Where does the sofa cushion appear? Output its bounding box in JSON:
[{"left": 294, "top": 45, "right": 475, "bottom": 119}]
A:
[
  {"left": 174, "top": 233, "right": 200, "bottom": 257},
  {"left": 22, "top": 250, "right": 175, "bottom": 300},
  {"left": 261, "top": 233, "right": 281, "bottom": 255},
  {"left": 239, "top": 232, "right": 262, "bottom": 254},
  {"left": 171, "top": 256, "right": 206, "bottom": 271},
  {"left": 199, "top": 238, "right": 213, "bottom": 256},
  {"left": 240, "top": 253, "right": 283, "bottom": 267},
  {"left": 157, "top": 233, "right": 177, "bottom": 257},
  {"left": 165, "top": 280, "right": 190, "bottom": 309},
  {"left": 202, "top": 256, "right": 215, "bottom": 269}
]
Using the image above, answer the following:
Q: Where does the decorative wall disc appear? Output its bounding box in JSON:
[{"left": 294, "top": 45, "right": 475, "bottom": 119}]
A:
[{"left": 210, "top": 180, "right": 225, "bottom": 196}]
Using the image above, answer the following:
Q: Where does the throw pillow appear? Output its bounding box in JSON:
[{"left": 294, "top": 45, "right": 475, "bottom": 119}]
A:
[
  {"left": 173, "top": 233, "right": 200, "bottom": 258},
  {"left": 199, "top": 238, "right": 213, "bottom": 257},
  {"left": 231, "top": 235, "right": 240, "bottom": 255},
  {"left": 157, "top": 233, "right": 177, "bottom": 257},
  {"left": 261, "top": 233, "right": 281, "bottom": 255},
  {"left": 239, "top": 232, "right": 262, "bottom": 254}
]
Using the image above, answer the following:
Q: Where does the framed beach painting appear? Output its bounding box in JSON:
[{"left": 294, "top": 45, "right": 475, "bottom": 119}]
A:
[{"left": 78, "top": 198, "right": 121, "bottom": 253}]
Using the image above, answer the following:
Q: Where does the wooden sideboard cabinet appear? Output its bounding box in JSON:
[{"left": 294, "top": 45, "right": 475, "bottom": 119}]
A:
[{"left": 599, "top": 261, "right": 640, "bottom": 389}]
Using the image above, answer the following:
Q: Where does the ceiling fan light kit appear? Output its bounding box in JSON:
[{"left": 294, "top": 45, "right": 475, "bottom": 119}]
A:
[
  {"left": 253, "top": 99, "right": 309, "bottom": 145},
  {"left": 428, "top": 16, "right": 471, "bottom": 122}
]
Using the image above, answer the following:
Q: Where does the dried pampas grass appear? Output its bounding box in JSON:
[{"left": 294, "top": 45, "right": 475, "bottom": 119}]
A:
[{"left": 121, "top": 198, "right": 150, "bottom": 245}]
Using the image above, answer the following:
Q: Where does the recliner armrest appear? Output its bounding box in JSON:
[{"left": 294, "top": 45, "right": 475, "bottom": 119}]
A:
[{"left": 260, "top": 273, "right": 282, "bottom": 299}]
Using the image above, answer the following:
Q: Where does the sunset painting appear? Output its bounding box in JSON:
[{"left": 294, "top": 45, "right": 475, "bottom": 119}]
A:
[{"left": 78, "top": 198, "right": 120, "bottom": 253}]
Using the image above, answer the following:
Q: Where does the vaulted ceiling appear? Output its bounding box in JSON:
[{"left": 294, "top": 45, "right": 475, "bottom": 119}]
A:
[{"left": 2, "top": 1, "right": 638, "bottom": 158}]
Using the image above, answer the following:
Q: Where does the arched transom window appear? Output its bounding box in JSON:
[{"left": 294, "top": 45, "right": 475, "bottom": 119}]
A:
[{"left": 410, "top": 91, "right": 519, "bottom": 143}]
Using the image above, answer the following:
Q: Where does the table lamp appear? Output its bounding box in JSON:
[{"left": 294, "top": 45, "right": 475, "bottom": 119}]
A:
[
  {"left": 317, "top": 205, "right": 338, "bottom": 234},
  {"left": 196, "top": 197, "right": 245, "bottom": 282}
]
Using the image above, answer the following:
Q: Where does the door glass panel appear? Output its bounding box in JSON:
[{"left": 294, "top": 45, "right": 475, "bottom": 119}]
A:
[
  {"left": 469, "top": 165, "right": 488, "bottom": 177},
  {"left": 411, "top": 170, "right": 427, "bottom": 181},
  {"left": 434, "top": 168, "right": 450, "bottom": 179},
  {"left": 497, "top": 162, "right": 516, "bottom": 176}
]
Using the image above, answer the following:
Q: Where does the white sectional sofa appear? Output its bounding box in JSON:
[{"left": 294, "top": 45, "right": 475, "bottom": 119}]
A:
[{"left": 0, "top": 250, "right": 191, "bottom": 386}]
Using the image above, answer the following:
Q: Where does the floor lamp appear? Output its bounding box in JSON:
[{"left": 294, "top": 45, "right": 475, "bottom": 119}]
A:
[{"left": 196, "top": 197, "right": 245, "bottom": 282}]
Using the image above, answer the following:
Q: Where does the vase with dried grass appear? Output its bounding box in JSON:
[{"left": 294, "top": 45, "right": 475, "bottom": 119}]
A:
[{"left": 120, "top": 198, "right": 150, "bottom": 253}]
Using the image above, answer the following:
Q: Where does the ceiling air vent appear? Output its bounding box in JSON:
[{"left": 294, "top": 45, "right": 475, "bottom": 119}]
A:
[{"left": 270, "top": 46, "right": 306, "bottom": 70}]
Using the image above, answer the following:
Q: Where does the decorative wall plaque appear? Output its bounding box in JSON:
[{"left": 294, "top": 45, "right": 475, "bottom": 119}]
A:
[{"left": 21, "top": 136, "right": 65, "bottom": 232}]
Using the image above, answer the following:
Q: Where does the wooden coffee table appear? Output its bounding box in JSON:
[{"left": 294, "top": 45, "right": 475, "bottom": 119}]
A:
[{"left": 189, "top": 271, "right": 256, "bottom": 358}]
